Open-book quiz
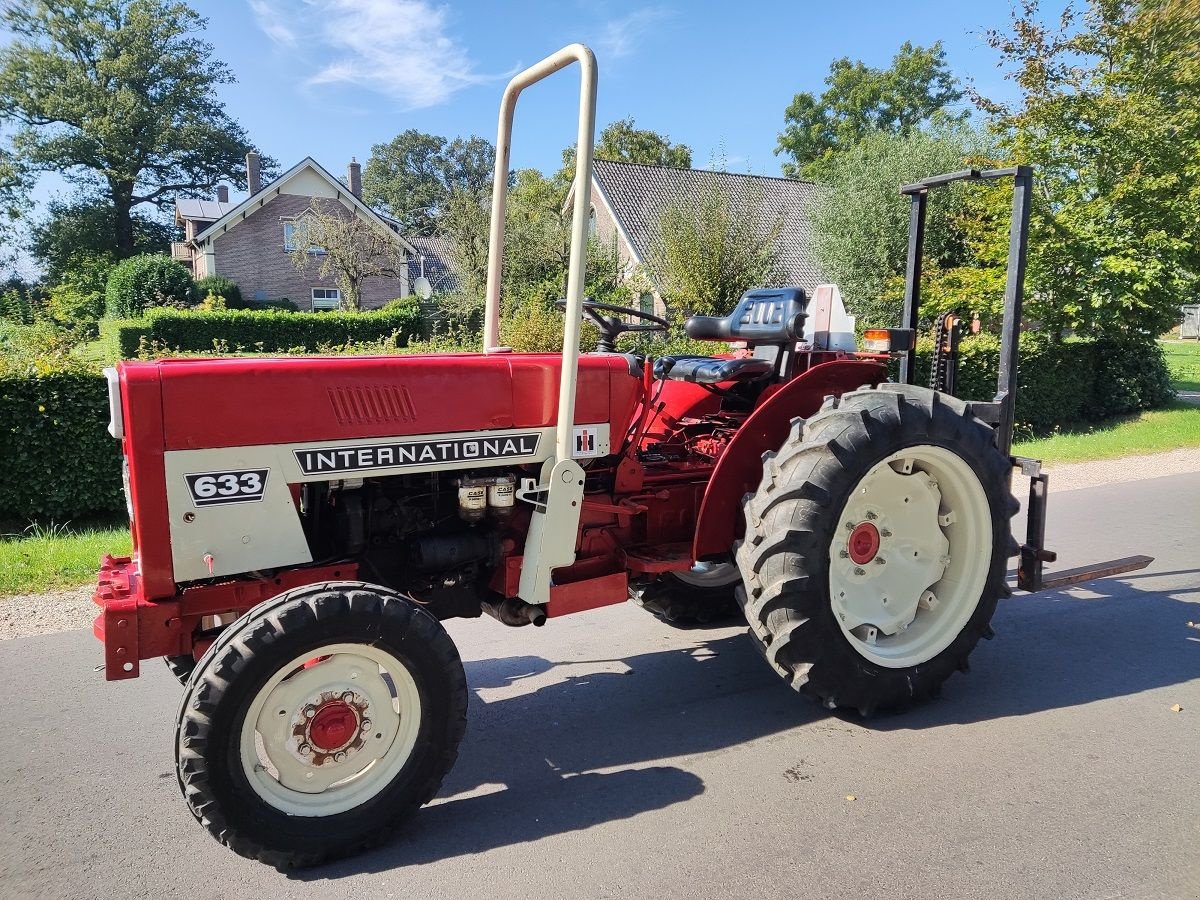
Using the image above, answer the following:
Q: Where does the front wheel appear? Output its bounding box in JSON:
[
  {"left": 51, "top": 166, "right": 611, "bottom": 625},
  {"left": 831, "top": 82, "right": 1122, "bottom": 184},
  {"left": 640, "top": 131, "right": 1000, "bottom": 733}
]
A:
[
  {"left": 175, "top": 582, "right": 467, "bottom": 868},
  {"left": 736, "top": 384, "right": 1018, "bottom": 714}
]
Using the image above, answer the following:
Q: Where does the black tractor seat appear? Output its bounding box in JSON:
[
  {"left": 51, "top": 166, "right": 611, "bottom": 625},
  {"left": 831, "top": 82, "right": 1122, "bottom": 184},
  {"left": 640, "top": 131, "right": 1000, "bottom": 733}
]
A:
[
  {"left": 652, "top": 355, "right": 774, "bottom": 384},
  {"left": 652, "top": 287, "right": 809, "bottom": 384}
]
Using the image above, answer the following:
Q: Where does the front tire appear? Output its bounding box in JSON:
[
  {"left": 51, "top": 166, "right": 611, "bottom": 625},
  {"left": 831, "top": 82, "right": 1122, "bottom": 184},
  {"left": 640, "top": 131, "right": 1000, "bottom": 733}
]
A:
[
  {"left": 175, "top": 582, "right": 467, "bottom": 868},
  {"left": 630, "top": 563, "right": 742, "bottom": 626},
  {"left": 736, "top": 384, "right": 1017, "bottom": 714}
]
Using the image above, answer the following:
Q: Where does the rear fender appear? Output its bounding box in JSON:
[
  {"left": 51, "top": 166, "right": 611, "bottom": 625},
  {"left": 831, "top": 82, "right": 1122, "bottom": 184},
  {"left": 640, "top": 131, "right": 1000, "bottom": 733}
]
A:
[{"left": 692, "top": 359, "right": 887, "bottom": 560}]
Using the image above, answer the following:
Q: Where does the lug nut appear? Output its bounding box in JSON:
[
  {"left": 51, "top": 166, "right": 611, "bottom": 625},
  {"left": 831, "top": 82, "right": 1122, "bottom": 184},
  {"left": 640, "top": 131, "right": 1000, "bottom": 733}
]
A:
[
  {"left": 360, "top": 718, "right": 372, "bottom": 731},
  {"left": 303, "top": 705, "right": 317, "bottom": 718},
  {"left": 333, "top": 751, "right": 347, "bottom": 763},
  {"left": 298, "top": 743, "right": 311, "bottom": 756},
  {"left": 839, "top": 549, "right": 849, "bottom": 558},
  {"left": 865, "top": 510, "right": 878, "bottom": 520},
  {"left": 853, "top": 567, "right": 866, "bottom": 576},
  {"left": 341, "top": 691, "right": 356, "bottom": 703}
]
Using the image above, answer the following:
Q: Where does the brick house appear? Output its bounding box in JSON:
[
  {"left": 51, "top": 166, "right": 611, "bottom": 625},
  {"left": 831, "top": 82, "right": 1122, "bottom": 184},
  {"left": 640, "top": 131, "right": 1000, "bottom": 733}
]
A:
[
  {"left": 173, "top": 154, "right": 416, "bottom": 311},
  {"left": 565, "top": 158, "right": 826, "bottom": 317}
]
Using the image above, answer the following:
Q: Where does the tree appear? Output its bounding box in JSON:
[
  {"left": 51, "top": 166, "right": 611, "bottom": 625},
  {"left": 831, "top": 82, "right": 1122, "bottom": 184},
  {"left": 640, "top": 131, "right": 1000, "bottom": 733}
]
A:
[
  {"left": 648, "top": 173, "right": 782, "bottom": 317},
  {"left": 777, "top": 42, "right": 965, "bottom": 180},
  {"left": 810, "top": 126, "right": 1003, "bottom": 328},
  {"left": 287, "top": 200, "right": 408, "bottom": 312},
  {"left": 104, "top": 253, "right": 194, "bottom": 317},
  {"left": 0, "top": 0, "right": 272, "bottom": 257},
  {"left": 31, "top": 198, "right": 174, "bottom": 286},
  {"left": 362, "top": 130, "right": 495, "bottom": 235},
  {"left": 596, "top": 117, "right": 692, "bottom": 168},
  {"left": 978, "top": 0, "right": 1200, "bottom": 338}
]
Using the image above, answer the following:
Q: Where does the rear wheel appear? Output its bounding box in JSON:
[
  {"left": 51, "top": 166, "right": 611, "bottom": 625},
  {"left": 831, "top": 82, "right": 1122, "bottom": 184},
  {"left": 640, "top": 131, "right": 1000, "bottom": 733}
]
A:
[
  {"left": 736, "top": 384, "right": 1017, "bottom": 714},
  {"left": 630, "top": 562, "right": 742, "bottom": 626},
  {"left": 175, "top": 582, "right": 467, "bottom": 868}
]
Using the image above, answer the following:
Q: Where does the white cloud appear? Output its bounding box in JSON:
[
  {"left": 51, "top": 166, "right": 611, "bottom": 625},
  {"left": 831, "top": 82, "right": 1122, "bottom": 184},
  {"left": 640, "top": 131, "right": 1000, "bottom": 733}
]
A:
[
  {"left": 248, "top": 0, "right": 297, "bottom": 48},
  {"left": 597, "top": 7, "right": 672, "bottom": 59},
  {"left": 247, "top": 0, "right": 485, "bottom": 109}
]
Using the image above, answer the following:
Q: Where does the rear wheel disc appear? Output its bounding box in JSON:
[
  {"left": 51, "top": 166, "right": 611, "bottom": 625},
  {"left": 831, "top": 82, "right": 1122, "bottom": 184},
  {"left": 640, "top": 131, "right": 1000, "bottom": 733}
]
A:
[{"left": 829, "top": 445, "right": 991, "bottom": 668}]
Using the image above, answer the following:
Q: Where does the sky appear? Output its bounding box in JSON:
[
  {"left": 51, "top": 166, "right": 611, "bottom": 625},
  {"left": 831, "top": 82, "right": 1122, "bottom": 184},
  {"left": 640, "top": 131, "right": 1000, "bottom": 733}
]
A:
[{"left": 27, "top": 0, "right": 1024, "bottom": 227}]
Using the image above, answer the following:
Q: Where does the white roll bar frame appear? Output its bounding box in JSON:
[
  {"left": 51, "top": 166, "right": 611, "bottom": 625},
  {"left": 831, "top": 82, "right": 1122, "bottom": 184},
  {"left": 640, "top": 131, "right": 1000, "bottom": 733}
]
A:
[{"left": 483, "top": 43, "right": 598, "bottom": 464}]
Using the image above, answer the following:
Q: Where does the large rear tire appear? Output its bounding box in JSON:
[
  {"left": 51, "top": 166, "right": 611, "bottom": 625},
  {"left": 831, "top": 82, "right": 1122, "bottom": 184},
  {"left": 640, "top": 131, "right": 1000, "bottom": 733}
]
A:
[
  {"left": 175, "top": 582, "right": 467, "bottom": 868},
  {"left": 736, "top": 384, "right": 1017, "bottom": 714}
]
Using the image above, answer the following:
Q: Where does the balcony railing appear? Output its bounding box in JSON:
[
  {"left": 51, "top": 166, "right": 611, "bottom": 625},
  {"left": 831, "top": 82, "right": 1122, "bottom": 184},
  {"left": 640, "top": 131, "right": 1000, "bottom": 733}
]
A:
[{"left": 170, "top": 242, "right": 192, "bottom": 261}]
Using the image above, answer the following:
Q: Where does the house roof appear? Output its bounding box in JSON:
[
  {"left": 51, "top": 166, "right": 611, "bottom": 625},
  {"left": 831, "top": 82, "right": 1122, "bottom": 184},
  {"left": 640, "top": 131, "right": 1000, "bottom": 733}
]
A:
[
  {"left": 407, "top": 234, "right": 460, "bottom": 294},
  {"left": 585, "top": 159, "right": 826, "bottom": 293},
  {"left": 188, "top": 156, "right": 416, "bottom": 254},
  {"left": 176, "top": 198, "right": 235, "bottom": 222}
]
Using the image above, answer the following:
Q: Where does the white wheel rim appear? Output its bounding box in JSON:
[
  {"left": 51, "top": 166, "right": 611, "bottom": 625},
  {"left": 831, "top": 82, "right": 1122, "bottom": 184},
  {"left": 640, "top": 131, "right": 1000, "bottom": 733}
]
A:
[
  {"left": 673, "top": 561, "right": 740, "bottom": 588},
  {"left": 829, "top": 445, "right": 992, "bottom": 668},
  {"left": 238, "top": 643, "right": 422, "bottom": 817}
]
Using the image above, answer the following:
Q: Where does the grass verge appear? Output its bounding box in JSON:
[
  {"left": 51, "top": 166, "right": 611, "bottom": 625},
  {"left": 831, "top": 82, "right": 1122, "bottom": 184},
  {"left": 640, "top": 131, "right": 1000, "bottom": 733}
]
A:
[
  {"left": 0, "top": 521, "right": 130, "bottom": 597},
  {"left": 1013, "top": 400, "right": 1200, "bottom": 465},
  {"left": 1162, "top": 340, "right": 1200, "bottom": 392}
]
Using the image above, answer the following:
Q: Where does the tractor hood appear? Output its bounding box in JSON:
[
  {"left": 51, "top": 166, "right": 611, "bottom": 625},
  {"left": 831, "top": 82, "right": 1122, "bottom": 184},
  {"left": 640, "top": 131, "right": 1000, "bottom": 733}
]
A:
[{"left": 119, "top": 352, "right": 641, "bottom": 451}]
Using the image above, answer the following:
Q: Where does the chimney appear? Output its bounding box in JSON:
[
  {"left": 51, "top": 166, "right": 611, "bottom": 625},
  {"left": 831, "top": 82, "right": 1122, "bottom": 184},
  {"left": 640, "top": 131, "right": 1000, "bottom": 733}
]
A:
[
  {"left": 246, "top": 151, "right": 262, "bottom": 195},
  {"left": 348, "top": 157, "right": 362, "bottom": 198},
  {"left": 216, "top": 184, "right": 229, "bottom": 204}
]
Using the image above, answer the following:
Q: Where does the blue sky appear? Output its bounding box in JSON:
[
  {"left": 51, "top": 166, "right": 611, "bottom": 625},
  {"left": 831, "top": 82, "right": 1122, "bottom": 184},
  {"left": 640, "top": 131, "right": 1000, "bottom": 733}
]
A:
[{"left": 32, "top": 0, "right": 1023, "bottom": 214}]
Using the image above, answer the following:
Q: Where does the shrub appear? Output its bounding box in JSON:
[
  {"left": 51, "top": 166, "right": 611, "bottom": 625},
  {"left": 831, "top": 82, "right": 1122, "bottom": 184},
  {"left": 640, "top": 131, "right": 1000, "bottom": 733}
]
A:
[
  {"left": 193, "top": 275, "right": 243, "bottom": 308},
  {"left": 110, "top": 300, "right": 426, "bottom": 358},
  {"left": 0, "top": 357, "right": 122, "bottom": 523},
  {"left": 47, "top": 281, "right": 105, "bottom": 324},
  {"left": 104, "top": 254, "right": 195, "bottom": 318}
]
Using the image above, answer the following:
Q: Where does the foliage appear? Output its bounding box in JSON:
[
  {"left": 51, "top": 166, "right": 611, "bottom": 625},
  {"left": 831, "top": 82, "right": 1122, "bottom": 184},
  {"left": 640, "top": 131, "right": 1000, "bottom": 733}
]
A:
[
  {"left": 30, "top": 199, "right": 173, "bottom": 284},
  {"left": 108, "top": 301, "right": 424, "bottom": 357},
  {"left": 777, "top": 42, "right": 966, "bottom": 179},
  {"left": 648, "top": 171, "right": 782, "bottom": 316},
  {"left": 0, "top": 357, "right": 123, "bottom": 523},
  {"left": 0, "top": 286, "right": 35, "bottom": 325},
  {"left": 0, "top": 0, "right": 273, "bottom": 256},
  {"left": 104, "top": 253, "right": 194, "bottom": 318},
  {"left": 903, "top": 332, "right": 1170, "bottom": 430},
  {"left": 498, "top": 299, "right": 598, "bottom": 353},
  {"left": 561, "top": 118, "right": 693, "bottom": 176},
  {"left": 193, "top": 275, "right": 243, "bottom": 308},
  {"left": 47, "top": 280, "right": 105, "bottom": 324},
  {"left": 287, "top": 199, "right": 408, "bottom": 312},
  {"left": 362, "top": 130, "right": 494, "bottom": 235},
  {"left": 440, "top": 187, "right": 491, "bottom": 298},
  {"left": 978, "top": 0, "right": 1200, "bottom": 338},
  {"left": 811, "top": 126, "right": 1000, "bottom": 327}
]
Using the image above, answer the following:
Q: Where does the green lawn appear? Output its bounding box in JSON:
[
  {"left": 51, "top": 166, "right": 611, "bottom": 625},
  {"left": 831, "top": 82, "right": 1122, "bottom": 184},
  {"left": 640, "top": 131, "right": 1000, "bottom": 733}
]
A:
[
  {"left": 1162, "top": 339, "right": 1200, "bottom": 392},
  {"left": 0, "top": 521, "right": 130, "bottom": 597},
  {"left": 1013, "top": 400, "right": 1200, "bottom": 465}
]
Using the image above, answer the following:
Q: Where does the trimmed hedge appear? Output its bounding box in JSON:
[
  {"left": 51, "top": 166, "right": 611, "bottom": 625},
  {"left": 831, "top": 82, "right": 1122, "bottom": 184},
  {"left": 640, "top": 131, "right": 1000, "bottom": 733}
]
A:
[
  {"left": 903, "top": 333, "right": 1172, "bottom": 431},
  {"left": 110, "top": 301, "right": 425, "bottom": 358},
  {"left": 0, "top": 361, "right": 123, "bottom": 523},
  {"left": 193, "top": 275, "right": 243, "bottom": 308}
]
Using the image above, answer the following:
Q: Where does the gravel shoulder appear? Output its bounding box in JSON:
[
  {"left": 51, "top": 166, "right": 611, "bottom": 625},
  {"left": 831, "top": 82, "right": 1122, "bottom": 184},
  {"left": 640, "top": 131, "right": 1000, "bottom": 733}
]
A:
[{"left": 3, "top": 447, "right": 1198, "bottom": 643}]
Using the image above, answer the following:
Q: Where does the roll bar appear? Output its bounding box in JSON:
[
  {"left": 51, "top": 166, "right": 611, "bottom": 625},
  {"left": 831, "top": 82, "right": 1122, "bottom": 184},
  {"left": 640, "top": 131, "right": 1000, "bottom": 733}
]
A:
[{"left": 483, "top": 43, "right": 598, "bottom": 464}]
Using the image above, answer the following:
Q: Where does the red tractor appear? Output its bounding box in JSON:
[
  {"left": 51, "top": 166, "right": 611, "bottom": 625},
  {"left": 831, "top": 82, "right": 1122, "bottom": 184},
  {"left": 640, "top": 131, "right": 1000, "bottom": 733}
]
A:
[{"left": 91, "top": 45, "right": 1147, "bottom": 867}]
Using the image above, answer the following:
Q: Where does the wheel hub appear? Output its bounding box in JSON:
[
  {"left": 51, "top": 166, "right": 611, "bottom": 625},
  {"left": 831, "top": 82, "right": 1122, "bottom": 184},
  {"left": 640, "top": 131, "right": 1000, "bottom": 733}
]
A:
[
  {"left": 292, "top": 689, "right": 369, "bottom": 764},
  {"left": 847, "top": 521, "right": 880, "bottom": 565}
]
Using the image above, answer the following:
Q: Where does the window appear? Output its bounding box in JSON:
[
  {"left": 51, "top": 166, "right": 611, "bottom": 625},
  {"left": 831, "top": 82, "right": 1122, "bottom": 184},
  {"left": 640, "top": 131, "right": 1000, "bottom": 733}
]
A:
[
  {"left": 283, "top": 220, "right": 325, "bottom": 254},
  {"left": 639, "top": 292, "right": 655, "bottom": 315},
  {"left": 588, "top": 207, "right": 597, "bottom": 237},
  {"left": 311, "top": 288, "right": 341, "bottom": 311}
]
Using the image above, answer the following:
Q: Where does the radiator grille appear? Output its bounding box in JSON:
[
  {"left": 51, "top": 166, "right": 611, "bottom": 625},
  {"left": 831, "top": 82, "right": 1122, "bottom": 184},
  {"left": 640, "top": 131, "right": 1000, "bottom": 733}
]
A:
[{"left": 327, "top": 385, "right": 417, "bottom": 426}]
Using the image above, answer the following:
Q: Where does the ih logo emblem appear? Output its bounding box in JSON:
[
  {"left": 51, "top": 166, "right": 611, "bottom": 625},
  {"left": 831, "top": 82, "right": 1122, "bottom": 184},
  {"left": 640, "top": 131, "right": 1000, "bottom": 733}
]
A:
[{"left": 571, "top": 425, "right": 605, "bottom": 459}]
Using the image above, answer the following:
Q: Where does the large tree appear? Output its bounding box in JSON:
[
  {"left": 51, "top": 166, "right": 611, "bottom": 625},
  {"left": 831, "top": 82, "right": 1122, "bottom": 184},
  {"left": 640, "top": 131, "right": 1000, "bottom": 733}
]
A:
[
  {"left": 362, "top": 130, "right": 495, "bottom": 235},
  {"left": 31, "top": 198, "right": 174, "bottom": 285},
  {"left": 0, "top": 0, "right": 271, "bottom": 257},
  {"left": 595, "top": 117, "right": 692, "bottom": 168},
  {"left": 978, "top": 0, "right": 1200, "bottom": 338},
  {"left": 777, "top": 42, "right": 965, "bottom": 180}
]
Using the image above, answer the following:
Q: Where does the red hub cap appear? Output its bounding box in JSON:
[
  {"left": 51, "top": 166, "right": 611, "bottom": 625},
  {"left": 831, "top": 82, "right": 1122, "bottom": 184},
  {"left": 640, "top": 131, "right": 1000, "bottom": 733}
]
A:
[
  {"left": 308, "top": 702, "right": 358, "bottom": 753},
  {"left": 847, "top": 521, "right": 881, "bottom": 565}
]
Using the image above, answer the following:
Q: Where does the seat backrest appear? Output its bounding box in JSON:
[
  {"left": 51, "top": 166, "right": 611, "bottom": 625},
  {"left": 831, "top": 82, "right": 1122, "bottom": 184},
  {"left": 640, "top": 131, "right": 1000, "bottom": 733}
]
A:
[{"left": 684, "top": 288, "right": 808, "bottom": 346}]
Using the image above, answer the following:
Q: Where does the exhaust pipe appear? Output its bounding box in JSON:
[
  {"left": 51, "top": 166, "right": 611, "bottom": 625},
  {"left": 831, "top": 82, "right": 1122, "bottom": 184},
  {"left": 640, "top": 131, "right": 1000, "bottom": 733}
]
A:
[{"left": 481, "top": 597, "right": 547, "bottom": 627}]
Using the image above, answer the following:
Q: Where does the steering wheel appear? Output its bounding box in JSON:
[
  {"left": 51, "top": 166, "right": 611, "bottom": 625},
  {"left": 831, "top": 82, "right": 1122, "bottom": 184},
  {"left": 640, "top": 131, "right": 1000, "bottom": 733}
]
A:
[{"left": 554, "top": 298, "right": 669, "bottom": 352}]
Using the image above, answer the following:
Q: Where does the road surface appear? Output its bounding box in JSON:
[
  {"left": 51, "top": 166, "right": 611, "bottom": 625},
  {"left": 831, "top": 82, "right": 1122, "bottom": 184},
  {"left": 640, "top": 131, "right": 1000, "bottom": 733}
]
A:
[{"left": 2, "top": 473, "right": 1198, "bottom": 899}]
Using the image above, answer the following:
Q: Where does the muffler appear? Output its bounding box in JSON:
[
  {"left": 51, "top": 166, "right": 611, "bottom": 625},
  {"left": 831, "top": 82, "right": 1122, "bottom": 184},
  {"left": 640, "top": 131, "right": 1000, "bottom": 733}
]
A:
[{"left": 481, "top": 597, "right": 547, "bottom": 627}]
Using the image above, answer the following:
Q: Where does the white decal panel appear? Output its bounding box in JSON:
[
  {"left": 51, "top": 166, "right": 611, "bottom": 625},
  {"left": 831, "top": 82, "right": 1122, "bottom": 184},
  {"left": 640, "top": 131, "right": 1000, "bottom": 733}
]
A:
[{"left": 294, "top": 433, "right": 540, "bottom": 476}]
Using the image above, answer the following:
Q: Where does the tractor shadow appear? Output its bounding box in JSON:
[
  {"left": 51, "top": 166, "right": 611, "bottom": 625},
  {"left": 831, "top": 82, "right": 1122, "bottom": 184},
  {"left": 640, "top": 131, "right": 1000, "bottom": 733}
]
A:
[{"left": 299, "top": 570, "right": 1198, "bottom": 879}]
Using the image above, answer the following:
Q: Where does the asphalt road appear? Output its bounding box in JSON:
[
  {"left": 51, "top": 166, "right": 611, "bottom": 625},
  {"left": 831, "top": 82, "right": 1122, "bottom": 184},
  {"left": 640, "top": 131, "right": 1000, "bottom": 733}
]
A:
[{"left": 2, "top": 473, "right": 1198, "bottom": 900}]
